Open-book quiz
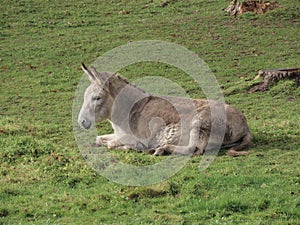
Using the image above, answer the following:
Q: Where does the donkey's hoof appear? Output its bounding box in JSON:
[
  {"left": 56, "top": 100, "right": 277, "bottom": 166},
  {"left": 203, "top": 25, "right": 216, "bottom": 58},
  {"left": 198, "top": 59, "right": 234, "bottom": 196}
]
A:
[
  {"left": 107, "top": 140, "right": 120, "bottom": 149},
  {"left": 92, "top": 143, "right": 102, "bottom": 147},
  {"left": 140, "top": 149, "right": 156, "bottom": 154},
  {"left": 193, "top": 149, "right": 205, "bottom": 156},
  {"left": 95, "top": 136, "right": 104, "bottom": 146},
  {"left": 153, "top": 147, "right": 167, "bottom": 156}
]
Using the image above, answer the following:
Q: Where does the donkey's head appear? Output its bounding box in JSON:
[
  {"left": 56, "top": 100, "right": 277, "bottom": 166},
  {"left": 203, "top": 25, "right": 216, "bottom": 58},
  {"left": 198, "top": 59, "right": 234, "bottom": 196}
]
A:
[{"left": 78, "top": 63, "right": 114, "bottom": 129}]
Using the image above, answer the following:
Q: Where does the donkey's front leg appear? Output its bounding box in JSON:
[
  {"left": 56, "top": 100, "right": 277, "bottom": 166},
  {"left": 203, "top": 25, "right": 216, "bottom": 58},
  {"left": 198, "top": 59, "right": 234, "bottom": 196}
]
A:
[
  {"left": 96, "top": 134, "right": 128, "bottom": 149},
  {"left": 97, "top": 134, "right": 142, "bottom": 150},
  {"left": 95, "top": 134, "right": 116, "bottom": 146},
  {"left": 107, "top": 135, "right": 138, "bottom": 150},
  {"left": 107, "top": 139, "right": 131, "bottom": 150}
]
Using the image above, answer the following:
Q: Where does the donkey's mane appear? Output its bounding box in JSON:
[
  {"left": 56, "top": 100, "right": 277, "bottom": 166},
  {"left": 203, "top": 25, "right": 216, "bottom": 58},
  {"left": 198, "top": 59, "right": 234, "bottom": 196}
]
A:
[{"left": 110, "top": 73, "right": 147, "bottom": 94}]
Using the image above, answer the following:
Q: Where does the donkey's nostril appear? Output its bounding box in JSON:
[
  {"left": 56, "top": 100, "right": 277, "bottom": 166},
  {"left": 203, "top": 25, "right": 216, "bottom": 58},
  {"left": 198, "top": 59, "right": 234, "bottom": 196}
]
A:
[{"left": 79, "top": 119, "right": 91, "bottom": 129}]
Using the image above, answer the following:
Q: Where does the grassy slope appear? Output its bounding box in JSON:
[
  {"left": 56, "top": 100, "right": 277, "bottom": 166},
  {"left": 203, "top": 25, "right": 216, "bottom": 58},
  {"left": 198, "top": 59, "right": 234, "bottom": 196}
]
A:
[{"left": 0, "top": 0, "right": 299, "bottom": 224}]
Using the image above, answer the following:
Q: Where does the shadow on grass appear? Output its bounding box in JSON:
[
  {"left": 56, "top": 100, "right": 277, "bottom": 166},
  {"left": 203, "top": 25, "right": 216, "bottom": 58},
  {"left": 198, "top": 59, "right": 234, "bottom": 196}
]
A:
[{"left": 216, "top": 131, "right": 299, "bottom": 157}]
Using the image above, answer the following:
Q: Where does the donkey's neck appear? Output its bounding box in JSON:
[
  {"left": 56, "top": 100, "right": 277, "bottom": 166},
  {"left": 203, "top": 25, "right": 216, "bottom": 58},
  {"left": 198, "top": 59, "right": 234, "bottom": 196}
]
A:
[{"left": 107, "top": 75, "right": 149, "bottom": 130}]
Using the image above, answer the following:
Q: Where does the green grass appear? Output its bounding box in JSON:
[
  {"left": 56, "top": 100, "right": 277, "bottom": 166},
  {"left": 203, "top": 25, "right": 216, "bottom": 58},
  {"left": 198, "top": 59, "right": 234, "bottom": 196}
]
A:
[{"left": 1, "top": 0, "right": 299, "bottom": 224}]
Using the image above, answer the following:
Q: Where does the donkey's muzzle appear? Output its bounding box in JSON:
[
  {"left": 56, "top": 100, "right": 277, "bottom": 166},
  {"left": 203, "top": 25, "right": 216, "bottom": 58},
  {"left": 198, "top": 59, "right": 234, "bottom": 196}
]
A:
[{"left": 79, "top": 119, "right": 92, "bottom": 129}]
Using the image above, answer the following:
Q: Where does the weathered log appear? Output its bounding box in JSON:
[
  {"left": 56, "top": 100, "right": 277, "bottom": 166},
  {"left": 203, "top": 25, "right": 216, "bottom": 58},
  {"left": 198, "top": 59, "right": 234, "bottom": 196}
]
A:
[
  {"left": 224, "top": 0, "right": 240, "bottom": 16},
  {"left": 224, "top": 0, "right": 280, "bottom": 16},
  {"left": 248, "top": 68, "right": 300, "bottom": 93}
]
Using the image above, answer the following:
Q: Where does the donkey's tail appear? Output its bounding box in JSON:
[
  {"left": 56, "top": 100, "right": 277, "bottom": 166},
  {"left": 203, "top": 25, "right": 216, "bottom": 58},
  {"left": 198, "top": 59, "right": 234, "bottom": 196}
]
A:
[{"left": 226, "top": 131, "right": 252, "bottom": 157}]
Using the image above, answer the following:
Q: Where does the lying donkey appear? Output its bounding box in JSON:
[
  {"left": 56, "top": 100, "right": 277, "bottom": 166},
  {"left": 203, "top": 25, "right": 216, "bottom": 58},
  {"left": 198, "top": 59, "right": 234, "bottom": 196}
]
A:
[{"left": 78, "top": 63, "right": 252, "bottom": 156}]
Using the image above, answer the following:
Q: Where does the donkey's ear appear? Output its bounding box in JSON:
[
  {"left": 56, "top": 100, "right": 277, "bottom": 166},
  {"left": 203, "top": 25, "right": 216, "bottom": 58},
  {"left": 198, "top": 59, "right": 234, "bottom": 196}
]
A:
[
  {"left": 81, "top": 63, "right": 111, "bottom": 85},
  {"left": 81, "top": 63, "right": 97, "bottom": 82}
]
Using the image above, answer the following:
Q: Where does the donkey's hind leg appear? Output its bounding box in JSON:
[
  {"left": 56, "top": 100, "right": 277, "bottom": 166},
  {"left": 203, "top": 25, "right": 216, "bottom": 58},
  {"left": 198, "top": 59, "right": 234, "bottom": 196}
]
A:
[
  {"left": 226, "top": 132, "right": 252, "bottom": 156},
  {"left": 153, "top": 119, "right": 204, "bottom": 156}
]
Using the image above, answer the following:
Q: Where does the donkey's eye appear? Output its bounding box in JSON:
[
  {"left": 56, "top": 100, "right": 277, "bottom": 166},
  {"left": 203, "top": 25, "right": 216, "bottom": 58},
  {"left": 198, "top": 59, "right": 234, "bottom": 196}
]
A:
[{"left": 93, "top": 96, "right": 101, "bottom": 101}]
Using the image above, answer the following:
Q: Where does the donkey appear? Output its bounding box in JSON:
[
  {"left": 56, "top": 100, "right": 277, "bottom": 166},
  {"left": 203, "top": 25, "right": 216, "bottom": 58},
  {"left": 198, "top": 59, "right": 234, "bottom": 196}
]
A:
[{"left": 78, "top": 63, "right": 252, "bottom": 156}]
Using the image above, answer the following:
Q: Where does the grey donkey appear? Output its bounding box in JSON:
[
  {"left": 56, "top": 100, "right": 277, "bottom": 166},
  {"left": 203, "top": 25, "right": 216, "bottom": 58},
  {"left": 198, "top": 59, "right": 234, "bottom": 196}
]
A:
[{"left": 78, "top": 63, "right": 252, "bottom": 156}]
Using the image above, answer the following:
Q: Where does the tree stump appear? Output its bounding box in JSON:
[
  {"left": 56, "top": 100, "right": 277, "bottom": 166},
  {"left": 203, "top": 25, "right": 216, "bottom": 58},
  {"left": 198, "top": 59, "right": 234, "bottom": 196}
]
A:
[
  {"left": 224, "top": 0, "right": 280, "bottom": 16},
  {"left": 248, "top": 68, "right": 300, "bottom": 93}
]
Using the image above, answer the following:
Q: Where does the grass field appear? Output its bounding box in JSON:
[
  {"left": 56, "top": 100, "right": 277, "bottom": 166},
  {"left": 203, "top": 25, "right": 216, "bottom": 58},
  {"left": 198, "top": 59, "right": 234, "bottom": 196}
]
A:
[{"left": 1, "top": 0, "right": 299, "bottom": 224}]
